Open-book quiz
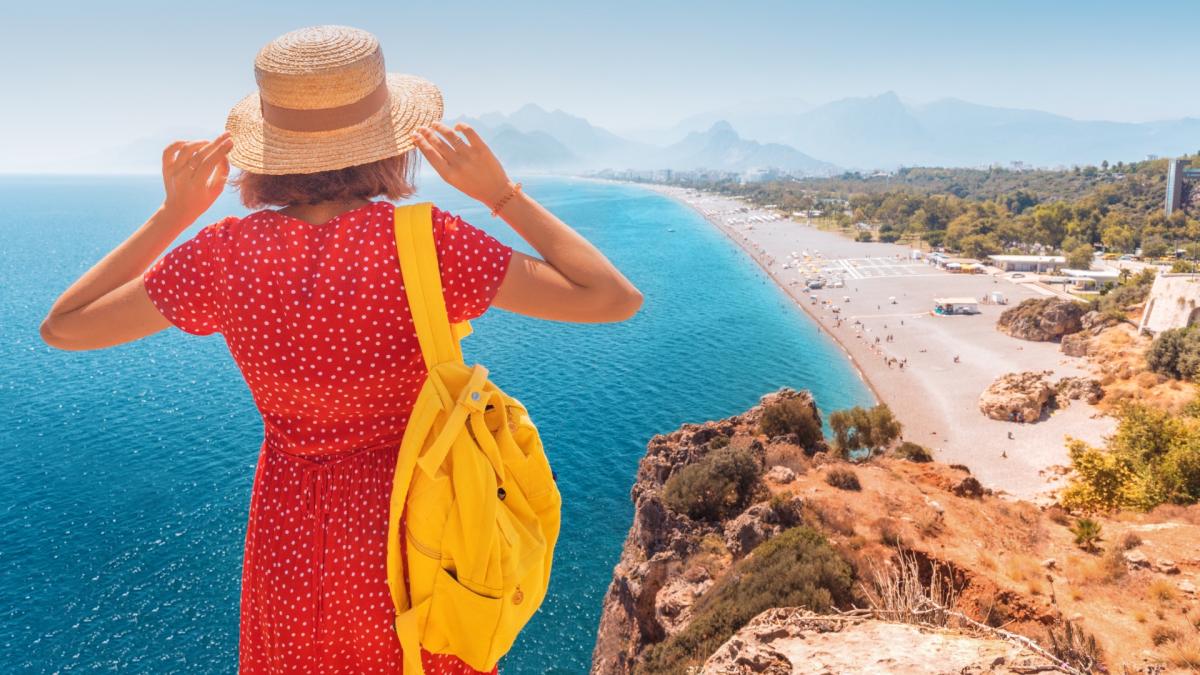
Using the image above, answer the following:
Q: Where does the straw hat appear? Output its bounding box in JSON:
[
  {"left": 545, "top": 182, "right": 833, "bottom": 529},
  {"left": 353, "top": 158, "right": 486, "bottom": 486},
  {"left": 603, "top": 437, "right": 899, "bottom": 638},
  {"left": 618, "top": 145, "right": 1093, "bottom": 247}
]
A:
[{"left": 225, "top": 25, "right": 443, "bottom": 175}]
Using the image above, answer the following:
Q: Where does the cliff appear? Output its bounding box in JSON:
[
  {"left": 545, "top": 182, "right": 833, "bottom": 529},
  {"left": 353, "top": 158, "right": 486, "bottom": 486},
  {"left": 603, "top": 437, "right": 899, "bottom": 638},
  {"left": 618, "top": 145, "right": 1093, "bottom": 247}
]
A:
[{"left": 591, "top": 389, "right": 1200, "bottom": 674}]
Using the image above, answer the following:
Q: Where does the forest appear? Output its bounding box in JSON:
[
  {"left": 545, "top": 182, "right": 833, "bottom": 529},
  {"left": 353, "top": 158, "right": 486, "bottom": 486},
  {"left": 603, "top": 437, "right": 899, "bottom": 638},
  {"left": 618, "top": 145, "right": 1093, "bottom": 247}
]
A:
[{"left": 666, "top": 155, "right": 1200, "bottom": 263}]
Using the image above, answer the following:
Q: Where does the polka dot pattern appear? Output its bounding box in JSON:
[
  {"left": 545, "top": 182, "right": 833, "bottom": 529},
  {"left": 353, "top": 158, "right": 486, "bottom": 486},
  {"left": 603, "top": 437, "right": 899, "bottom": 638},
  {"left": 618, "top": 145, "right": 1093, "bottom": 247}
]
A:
[{"left": 142, "top": 201, "right": 513, "bottom": 673}]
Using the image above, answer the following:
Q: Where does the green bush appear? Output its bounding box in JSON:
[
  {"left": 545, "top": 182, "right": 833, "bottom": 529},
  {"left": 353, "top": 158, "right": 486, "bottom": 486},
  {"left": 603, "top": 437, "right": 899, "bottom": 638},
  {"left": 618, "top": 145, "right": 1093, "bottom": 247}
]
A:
[
  {"left": 824, "top": 467, "right": 862, "bottom": 491},
  {"left": 855, "top": 229, "right": 875, "bottom": 242},
  {"left": 759, "top": 397, "right": 824, "bottom": 450},
  {"left": 1147, "top": 328, "right": 1200, "bottom": 381},
  {"left": 663, "top": 447, "right": 762, "bottom": 522},
  {"left": 638, "top": 527, "right": 855, "bottom": 673},
  {"left": 828, "top": 404, "right": 902, "bottom": 458},
  {"left": 1062, "top": 405, "right": 1200, "bottom": 511},
  {"left": 894, "top": 441, "right": 933, "bottom": 462},
  {"left": 1070, "top": 518, "right": 1103, "bottom": 552}
]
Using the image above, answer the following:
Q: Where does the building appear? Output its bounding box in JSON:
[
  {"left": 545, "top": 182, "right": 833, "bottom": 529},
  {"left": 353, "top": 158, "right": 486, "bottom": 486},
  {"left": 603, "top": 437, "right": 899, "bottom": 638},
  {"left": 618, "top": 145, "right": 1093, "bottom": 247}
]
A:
[
  {"left": 933, "top": 297, "right": 981, "bottom": 315},
  {"left": 987, "top": 254, "right": 1066, "bottom": 273},
  {"left": 1061, "top": 268, "right": 1121, "bottom": 290},
  {"left": 1139, "top": 274, "right": 1200, "bottom": 335},
  {"left": 1166, "top": 159, "right": 1186, "bottom": 216}
]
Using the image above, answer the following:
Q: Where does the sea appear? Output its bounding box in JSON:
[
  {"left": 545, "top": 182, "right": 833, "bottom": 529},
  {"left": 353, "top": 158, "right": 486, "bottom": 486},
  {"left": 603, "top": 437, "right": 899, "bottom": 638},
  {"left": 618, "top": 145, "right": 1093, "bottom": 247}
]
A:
[{"left": 0, "top": 175, "right": 873, "bottom": 673}]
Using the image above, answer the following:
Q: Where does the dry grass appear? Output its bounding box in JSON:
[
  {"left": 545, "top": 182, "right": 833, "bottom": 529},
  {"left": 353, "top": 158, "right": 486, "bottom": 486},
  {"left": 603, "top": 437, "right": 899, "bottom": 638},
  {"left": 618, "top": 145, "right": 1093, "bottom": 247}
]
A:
[
  {"left": 805, "top": 499, "right": 857, "bottom": 537},
  {"left": 1115, "top": 530, "right": 1142, "bottom": 550},
  {"left": 874, "top": 517, "right": 906, "bottom": 548},
  {"left": 1147, "top": 578, "right": 1177, "bottom": 605},
  {"left": 1150, "top": 623, "right": 1182, "bottom": 646},
  {"left": 1163, "top": 637, "right": 1200, "bottom": 669},
  {"left": 1003, "top": 555, "right": 1041, "bottom": 584},
  {"left": 764, "top": 441, "right": 808, "bottom": 476},
  {"left": 864, "top": 548, "right": 960, "bottom": 628}
]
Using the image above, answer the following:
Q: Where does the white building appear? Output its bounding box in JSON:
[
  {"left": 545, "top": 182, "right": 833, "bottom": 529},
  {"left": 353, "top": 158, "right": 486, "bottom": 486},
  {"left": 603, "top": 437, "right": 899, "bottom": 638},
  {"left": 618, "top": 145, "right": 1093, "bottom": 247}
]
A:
[
  {"left": 1062, "top": 268, "right": 1121, "bottom": 290},
  {"left": 987, "top": 254, "right": 1066, "bottom": 273}
]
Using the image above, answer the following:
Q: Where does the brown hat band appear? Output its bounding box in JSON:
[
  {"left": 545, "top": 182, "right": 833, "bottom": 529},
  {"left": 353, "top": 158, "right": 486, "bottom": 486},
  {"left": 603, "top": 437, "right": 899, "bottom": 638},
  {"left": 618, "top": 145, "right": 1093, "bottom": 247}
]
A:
[{"left": 259, "top": 79, "right": 390, "bottom": 133}]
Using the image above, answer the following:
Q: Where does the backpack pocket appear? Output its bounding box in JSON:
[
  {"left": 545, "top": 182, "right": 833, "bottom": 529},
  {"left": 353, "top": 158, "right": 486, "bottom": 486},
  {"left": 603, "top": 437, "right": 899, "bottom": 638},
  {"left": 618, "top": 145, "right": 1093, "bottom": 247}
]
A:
[{"left": 425, "top": 566, "right": 505, "bottom": 670}]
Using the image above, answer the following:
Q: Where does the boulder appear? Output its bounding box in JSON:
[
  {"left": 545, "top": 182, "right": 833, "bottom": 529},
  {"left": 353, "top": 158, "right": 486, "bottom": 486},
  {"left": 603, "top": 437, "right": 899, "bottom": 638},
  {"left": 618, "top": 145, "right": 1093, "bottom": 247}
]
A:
[
  {"left": 1055, "top": 376, "right": 1104, "bottom": 406},
  {"left": 1060, "top": 332, "right": 1090, "bottom": 357},
  {"left": 1080, "top": 310, "right": 1119, "bottom": 335},
  {"left": 654, "top": 572, "right": 714, "bottom": 635},
  {"left": 997, "top": 297, "right": 1087, "bottom": 342},
  {"left": 723, "top": 496, "right": 804, "bottom": 559},
  {"left": 1123, "top": 550, "right": 1150, "bottom": 569},
  {"left": 979, "top": 371, "right": 1055, "bottom": 422},
  {"left": 702, "top": 607, "right": 1059, "bottom": 674},
  {"left": 765, "top": 465, "right": 796, "bottom": 484}
]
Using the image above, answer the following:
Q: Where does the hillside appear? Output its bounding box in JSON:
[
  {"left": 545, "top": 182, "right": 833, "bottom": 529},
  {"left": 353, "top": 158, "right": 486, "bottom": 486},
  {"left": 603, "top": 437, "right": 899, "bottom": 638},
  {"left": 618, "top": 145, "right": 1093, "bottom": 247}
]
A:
[{"left": 591, "top": 390, "right": 1200, "bottom": 674}]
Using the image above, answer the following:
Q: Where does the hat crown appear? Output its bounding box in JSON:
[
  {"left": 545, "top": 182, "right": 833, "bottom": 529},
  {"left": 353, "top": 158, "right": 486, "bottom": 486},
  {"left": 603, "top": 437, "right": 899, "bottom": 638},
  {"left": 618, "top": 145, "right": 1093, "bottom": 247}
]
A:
[{"left": 254, "top": 25, "right": 385, "bottom": 110}]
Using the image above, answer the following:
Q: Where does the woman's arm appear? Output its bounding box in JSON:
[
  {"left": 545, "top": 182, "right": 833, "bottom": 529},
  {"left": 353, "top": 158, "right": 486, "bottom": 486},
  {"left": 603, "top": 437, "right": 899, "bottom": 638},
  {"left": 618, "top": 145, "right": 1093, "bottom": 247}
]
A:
[
  {"left": 413, "top": 123, "right": 643, "bottom": 323},
  {"left": 40, "top": 133, "right": 233, "bottom": 350}
]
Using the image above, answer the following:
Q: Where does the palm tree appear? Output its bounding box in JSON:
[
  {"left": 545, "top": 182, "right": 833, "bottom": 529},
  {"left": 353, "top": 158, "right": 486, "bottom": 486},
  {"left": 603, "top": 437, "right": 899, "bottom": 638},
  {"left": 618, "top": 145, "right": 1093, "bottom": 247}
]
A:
[{"left": 1070, "top": 518, "right": 1103, "bottom": 552}]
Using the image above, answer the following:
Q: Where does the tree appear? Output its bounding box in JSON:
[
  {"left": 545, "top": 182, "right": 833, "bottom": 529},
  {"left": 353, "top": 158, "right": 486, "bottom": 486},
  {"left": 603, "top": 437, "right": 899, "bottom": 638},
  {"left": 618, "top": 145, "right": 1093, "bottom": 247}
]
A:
[
  {"left": 828, "top": 404, "right": 902, "bottom": 458},
  {"left": 1066, "top": 243, "right": 1095, "bottom": 270}
]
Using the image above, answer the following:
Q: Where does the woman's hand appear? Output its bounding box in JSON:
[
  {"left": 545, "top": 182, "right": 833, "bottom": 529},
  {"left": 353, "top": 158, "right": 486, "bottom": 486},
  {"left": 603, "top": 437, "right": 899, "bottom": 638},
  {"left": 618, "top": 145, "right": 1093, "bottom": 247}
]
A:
[
  {"left": 161, "top": 132, "right": 234, "bottom": 226},
  {"left": 412, "top": 122, "right": 513, "bottom": 208}
]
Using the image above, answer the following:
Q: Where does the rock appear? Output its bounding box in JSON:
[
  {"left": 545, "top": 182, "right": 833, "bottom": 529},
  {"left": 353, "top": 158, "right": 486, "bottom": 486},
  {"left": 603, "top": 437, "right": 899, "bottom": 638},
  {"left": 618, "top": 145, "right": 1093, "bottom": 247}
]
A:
[
  {"left": 1179, "top": 579, "right": 1197, "bottom": 595},
  {"left": 702, "top": 607, "right": 1059, "bottom": 674},
  {"left": 1155, "top": 559, "right": 1181, "bottom": 575},
  {"left": 1123, "top": 550, "right": 1150, "bottom": 568},
  {"left": 997, "top": 297, "right": 1088, "bottom": 342},
  {"left": 723, "top": 496, "right": 805, "bottom": 559},
  {"left": 592, "top": 388, "right": 816, "bottom": 674},
  {"left": 1041, "top": 558, "right": 1058, "bottom": 570},
  {"left": 655, "top": 573, "right": 714, "bottom": 635},
  {"left": 979, "top": 371, "right": 1055, "bottom": 423},
  {"left": 1060, "top": 332, "right": 1091, "bottom": 357},
  {"left": 1054, "top": 376, "right": 1104, "bottom": 406},
  {"left": 952, "top": 476, "right": 986, "bottom": 499},
  {"left": 765, "top": 465, "right": 796, "bottom": 484},
  {"left": 1080, "top": 310, "right": 1113, "bottom": 334}
]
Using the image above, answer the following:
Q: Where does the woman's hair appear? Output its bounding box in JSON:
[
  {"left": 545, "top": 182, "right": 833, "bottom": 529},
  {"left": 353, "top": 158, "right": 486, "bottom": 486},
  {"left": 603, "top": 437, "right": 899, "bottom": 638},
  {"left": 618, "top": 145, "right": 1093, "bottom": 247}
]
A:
[{"left": 232, "top": 151, "right": 418, "bottom": 208}]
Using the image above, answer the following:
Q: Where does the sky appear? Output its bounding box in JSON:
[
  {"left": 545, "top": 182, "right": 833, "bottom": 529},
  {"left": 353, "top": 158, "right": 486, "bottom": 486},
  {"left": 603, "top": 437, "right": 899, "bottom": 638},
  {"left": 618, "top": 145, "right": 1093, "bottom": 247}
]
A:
[{"left": 2, "top": 0, "right": 1197, "bottom": 172}]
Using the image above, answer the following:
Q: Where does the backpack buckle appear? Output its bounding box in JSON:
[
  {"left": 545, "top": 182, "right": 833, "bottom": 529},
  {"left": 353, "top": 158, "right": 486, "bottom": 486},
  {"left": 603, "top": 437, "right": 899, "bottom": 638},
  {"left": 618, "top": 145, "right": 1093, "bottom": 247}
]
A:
[{"left": 458, "top": 364, "right": 490, "bottom": 413}]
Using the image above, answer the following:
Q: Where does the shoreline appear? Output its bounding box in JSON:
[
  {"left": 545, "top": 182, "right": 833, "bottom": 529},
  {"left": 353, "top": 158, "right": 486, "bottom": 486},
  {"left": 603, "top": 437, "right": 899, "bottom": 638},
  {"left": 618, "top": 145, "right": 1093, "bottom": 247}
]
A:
[
  {"left": 665, "top": 187, "right": 884, "bottom": 404},
  {"left": 634, "top": 181, "right": 1115, "bottom": 501}
]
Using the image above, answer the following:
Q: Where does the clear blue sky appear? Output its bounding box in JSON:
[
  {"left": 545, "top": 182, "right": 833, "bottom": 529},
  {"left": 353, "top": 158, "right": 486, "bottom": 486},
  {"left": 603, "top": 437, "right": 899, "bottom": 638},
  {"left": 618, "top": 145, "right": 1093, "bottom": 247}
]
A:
[{"left": 3, "top": 0, "right": 1197, "bottom": 172}]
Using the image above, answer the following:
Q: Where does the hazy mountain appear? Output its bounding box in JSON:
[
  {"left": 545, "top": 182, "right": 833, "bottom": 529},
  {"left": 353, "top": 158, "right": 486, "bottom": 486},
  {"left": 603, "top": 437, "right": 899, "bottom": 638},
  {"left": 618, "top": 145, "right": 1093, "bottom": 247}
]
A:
[
  {"left": 470, "top": 104, "right": 656, "bottom": 167},
  {"left": 714, "top": 92, "right": 1200, "bottom": 169},
  {"left": 660, "top": 121, "right": 836, "bottom": 174},
  {"left": 452, "top": 116, "right": 579, "bottom": 170},
  {"left": 627, "top": 97, "right": 814, "bottom": 146}
]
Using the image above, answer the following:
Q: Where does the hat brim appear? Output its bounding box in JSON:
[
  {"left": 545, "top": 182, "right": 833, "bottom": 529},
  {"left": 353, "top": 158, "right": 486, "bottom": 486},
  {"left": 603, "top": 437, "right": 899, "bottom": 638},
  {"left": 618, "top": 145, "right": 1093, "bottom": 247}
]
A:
[{"left": 225, "top": 73, "right": 443, "bottom": 175}]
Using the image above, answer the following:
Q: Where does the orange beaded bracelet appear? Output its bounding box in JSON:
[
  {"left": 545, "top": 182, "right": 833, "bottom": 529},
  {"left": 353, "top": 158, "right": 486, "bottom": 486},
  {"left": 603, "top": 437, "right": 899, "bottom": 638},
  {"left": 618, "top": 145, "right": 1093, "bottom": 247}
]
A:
[{"left": 490, "top": 182, "right": 522, "bottom": 217}]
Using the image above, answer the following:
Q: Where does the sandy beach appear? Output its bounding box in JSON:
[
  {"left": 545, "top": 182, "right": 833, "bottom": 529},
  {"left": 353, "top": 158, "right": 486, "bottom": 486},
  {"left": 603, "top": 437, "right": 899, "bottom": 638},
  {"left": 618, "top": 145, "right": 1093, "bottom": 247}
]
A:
[{"left": 646, "top": 184, "right": 1116, "bottom": 501}]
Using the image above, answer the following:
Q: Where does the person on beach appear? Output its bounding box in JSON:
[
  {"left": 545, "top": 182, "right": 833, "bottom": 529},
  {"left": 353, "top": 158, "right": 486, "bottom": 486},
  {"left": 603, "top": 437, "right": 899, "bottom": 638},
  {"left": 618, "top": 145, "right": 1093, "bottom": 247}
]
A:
[{"left": 39, "top": 25, "right": 642, "bottom": 674}]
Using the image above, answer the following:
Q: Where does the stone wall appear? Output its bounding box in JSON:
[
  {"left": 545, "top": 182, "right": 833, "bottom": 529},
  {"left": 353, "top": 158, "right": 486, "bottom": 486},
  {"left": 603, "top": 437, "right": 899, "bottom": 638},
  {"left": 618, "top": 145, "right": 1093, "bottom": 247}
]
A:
[{"left": 1139, "top": 273, "right": 1200, "bottom": 335}]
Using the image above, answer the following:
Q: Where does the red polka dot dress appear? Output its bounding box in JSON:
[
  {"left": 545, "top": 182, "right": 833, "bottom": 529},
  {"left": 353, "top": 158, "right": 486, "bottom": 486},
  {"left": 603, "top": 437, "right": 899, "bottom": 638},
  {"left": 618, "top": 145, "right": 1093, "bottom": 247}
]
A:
[{"left": 142, "top": 201, "right": 514, "bottom": 674}]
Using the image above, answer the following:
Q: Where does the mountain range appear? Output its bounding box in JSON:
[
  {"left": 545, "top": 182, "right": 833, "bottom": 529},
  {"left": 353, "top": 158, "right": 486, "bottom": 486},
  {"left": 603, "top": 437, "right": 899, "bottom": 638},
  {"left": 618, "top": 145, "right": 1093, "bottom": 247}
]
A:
[
  {"left": 633, "top": 92, "right": 1200, "bottom": 170},
  {"left": 64, "top": 95, "right": 1199, "bottom": 176}
]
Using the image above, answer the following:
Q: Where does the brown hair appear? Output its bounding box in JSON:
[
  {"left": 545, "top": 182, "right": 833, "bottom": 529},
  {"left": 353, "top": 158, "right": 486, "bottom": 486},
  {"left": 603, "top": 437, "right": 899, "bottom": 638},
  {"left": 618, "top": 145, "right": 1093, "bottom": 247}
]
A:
[{"left": 232, "top": 151, "right": 419, "bottom": 208}]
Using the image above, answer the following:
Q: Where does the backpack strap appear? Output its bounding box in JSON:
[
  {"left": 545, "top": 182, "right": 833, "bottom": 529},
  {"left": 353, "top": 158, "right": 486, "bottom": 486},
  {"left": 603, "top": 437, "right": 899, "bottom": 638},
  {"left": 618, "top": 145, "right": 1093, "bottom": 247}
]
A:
[{"left": 393, "top": 202, "right": 467, "bottom": 369}]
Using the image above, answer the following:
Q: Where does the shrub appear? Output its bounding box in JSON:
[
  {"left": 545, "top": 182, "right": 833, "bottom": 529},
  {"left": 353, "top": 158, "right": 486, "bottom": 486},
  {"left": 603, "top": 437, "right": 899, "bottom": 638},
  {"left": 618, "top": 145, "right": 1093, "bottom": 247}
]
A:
[
  {"left": 828, "top": 404, "right": 902, "bottom": 458},
  {"left": 663, "top": 447, "right": 762, "bottom": 522},
  {"left": 708, "top": 434, "right": 730, "bottom": 450},
  {"left": 1061, "top": 405, "right": 1200, "bottom": 511},
  {"left": 638, "top": 527, "right": 855, "bottom": 673},
  {"left": 894, "top": 441, "right": 933, "bottom": 462},
  {"left": 1070, "top": 517, "right": 1103, "bottom": 551},
  {"left": 824, "top": 467, "right": 862, "bottom": 491},
  {"left": 759, "top": 397, "right": 823, "bottom": 450},
  {"left": 1147, "top": 327, "right": 1200, "bottom": 381}
]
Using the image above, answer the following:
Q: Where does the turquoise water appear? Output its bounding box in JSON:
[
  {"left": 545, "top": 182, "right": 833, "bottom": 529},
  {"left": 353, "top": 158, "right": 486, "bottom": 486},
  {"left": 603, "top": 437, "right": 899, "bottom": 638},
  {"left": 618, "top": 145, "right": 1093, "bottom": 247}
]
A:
[{"left": 0, "top": 175, "right": 873, "bottom": 673}]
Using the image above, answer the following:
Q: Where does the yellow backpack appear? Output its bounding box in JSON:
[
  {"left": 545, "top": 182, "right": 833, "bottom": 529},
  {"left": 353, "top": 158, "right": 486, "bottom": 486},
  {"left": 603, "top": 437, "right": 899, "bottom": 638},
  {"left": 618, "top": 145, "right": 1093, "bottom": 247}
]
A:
[{"left": 387, "top": 202, "right": 562, "bottom": 674}]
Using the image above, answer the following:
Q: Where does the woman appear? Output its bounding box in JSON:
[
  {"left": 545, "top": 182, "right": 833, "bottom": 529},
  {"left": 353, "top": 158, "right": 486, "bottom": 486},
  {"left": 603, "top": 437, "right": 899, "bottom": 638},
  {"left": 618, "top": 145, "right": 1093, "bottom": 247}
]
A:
[{"left": 40, "top": 25, "right": 641, "bottom": 674}]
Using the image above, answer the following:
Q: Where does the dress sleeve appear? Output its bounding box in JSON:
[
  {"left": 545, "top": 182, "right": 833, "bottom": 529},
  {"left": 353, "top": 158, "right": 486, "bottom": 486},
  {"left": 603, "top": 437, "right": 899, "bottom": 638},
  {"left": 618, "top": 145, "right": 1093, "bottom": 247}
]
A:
[
  {"left": 431, "top": 206, "right": 514, "bottom": 323},
  {"left": 142, "top": 217, "right": 232, "bottom": 336}
]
